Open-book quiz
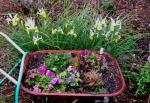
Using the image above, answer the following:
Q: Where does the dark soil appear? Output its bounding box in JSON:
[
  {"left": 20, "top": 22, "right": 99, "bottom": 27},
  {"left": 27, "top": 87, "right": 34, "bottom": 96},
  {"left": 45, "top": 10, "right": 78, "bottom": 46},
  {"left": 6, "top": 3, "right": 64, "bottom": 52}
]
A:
[
  {"left": 114, "top": 80, "right": 148, "bottom": 103},
  {"left": 27, "top": 53, "right": 49, "bottom": 70}
]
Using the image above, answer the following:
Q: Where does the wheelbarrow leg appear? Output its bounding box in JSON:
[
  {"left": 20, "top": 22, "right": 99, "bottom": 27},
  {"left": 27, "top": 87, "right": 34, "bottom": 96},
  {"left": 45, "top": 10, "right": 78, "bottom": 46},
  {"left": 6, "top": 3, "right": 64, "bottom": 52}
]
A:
[
  {"left": 95, "top": 97, "right": 109, "bottom": 103},
  {"left": 32, "top": 96, "right": 38, "bottom": 103}
]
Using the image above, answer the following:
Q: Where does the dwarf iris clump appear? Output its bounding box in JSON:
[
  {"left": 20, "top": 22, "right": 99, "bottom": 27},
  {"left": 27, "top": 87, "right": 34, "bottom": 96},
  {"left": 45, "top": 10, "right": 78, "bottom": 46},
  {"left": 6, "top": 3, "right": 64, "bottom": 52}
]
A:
[{"left": 9, "top": 8, "right": 137, "bottom": 58}]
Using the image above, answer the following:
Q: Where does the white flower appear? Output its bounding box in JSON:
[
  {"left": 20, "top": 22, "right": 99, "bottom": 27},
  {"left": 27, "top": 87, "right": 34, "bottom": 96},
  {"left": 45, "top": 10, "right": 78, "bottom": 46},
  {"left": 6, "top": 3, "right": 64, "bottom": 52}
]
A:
[
  {"left": 57, "top": 27, "right": 64, "bottom": 34},
  {"left": 37, "top": 8, "right": 47, "bottom": 18},
  {"left": 103, "top": 31, "right": 110, "bottom": 38},
  {"left": 32, "top": 34, "right": 42, "bottom": 45},
  {"left": 6, "top": 13, "right": 19, "bottom": 26},
  {"left": 89, "top": 29, "right": 95, "bottom": 40},
  {"left": 52, "top": 68, "right": 57, "bottom": 71},
  {"left": 94, "top": 16, "right": 106, "bottom": 30},
  {"left": 68, "top": 29, "right": 77, "bottom": 37},
  {"left": 115, "top": 32, "right": 119, "bottom": 35},
  {"left": 110, "top": 17, "right": 121, "bottom": 31},
  {"left": 25, "top": 18, "right": 35, "bottom": 30},
  {"left": 90, "top": 29, "right": 95, "bottom": 36}
]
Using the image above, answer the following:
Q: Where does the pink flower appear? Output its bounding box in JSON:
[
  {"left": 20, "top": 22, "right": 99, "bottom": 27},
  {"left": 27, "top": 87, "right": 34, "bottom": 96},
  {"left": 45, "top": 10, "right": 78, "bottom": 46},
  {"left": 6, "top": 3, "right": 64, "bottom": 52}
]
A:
[
  {"left": 30, "top": 69, "right": 37, "bottom": 73},
  {"left": 38, "top": 64, "right": 47, "bottom": 75},
  {"left": 67, "top": 66, "right": 75, "bottom": 72},
  {"left": 33, "top": 85, "right": 41, "bottom": 93},
  {"left": 48, "top": 84, "right": 54, "bottom": 90},
  {"left": 51, "top": 78, "right": 62, "bottom": 85},
  {"left": 29, "top": 73, "right": 35, "bottom": 79},
  {"left": 85, "top": 60, "right": 93, "bottom": 63},
  {"left": 51, "top": 78, "right": 58, "bottom": 85},
  {"left": 75, "top": 72, "right": 80, "bottom": 77},
  {"left": 99, "top": 56, "right": 107, "bottom": 65},
  {"left": 82, "top": 49, "right": 90, "bottom": 57},
  {"left": 46, "top": 70, "right": 55, "bottom": 78}
]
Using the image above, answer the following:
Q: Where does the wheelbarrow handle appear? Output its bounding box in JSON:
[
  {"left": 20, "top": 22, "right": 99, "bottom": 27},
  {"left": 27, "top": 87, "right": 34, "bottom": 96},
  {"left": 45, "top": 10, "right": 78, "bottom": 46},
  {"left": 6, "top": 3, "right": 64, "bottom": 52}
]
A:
[
  {"left": 0, "top": 31, "right": 25, "bottom": 55},
  {"left": 0, "top": 68, "right": 18, "bottom": 85}
]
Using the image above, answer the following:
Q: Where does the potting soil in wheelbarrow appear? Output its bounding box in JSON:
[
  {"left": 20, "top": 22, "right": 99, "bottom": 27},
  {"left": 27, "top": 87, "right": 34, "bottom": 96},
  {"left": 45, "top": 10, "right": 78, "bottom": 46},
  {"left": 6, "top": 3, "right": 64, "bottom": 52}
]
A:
[{"left": 22, "top": 50, "right": 125, "bottom": 97}]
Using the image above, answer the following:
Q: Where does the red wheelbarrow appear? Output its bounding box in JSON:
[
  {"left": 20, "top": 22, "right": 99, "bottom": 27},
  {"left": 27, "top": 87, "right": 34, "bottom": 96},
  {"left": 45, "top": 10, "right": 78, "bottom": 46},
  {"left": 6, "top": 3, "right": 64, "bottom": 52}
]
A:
[{"left": 0, "top": 32, "right": 126, "bottom": 103}]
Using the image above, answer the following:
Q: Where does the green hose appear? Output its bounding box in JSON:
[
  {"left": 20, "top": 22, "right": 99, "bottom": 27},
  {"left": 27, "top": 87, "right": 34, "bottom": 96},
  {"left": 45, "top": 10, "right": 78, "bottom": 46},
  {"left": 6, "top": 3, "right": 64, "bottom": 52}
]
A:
[
  {"left": 0, "top": 60, "right": 21, "bottom": 85},
  {"left": 15, "top": 52, "right": 28, "bottom": 103}
]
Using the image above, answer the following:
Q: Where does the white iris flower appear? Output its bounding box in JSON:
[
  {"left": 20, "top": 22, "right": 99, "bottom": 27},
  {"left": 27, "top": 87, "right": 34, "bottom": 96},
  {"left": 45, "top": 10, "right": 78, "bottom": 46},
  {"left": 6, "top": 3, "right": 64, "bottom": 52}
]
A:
[
  {"left": 110, "top": 17, "right": 121, "bottom": 31},
  {"left": 32, "top": 34, "right": 42, "bottom": 45},
  {"left": 94, "top": 16, "right": 106, "bottom": 31}
]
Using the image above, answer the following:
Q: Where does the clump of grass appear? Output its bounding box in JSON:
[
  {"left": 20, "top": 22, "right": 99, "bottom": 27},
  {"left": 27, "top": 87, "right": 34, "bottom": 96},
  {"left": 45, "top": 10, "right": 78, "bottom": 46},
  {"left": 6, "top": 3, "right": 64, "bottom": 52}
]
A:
[{"left": 7, "top": 4, "right": 137, "bottom": 59}]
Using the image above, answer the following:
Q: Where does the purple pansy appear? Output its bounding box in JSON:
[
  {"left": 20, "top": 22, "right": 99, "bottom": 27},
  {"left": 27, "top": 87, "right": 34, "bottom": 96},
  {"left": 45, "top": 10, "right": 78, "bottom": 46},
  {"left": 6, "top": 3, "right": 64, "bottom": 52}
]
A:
[
  {"left": 29, "top": 73, "right": 35, "bottom": 79},
  {"left": 82, "top": 49, "right": 90, "bottom": 57},
  {"left": 38, "top": 64, "right": 47, "bottom": 75},
  {"left": 51, "top": 78, "right": 62, "bottom": 85},
  {"left": 48, "top": 84, "right": 54, "bottom": 90},
  {"left": 67, "top": 66, "right": 75, "bottom": 72},
  {"left": 75, "top": 72, "right": 80, "bottom": 77},
  {"left": 67, "top": 77, "right": 76, "bottom": 83},
  {"left": 51, "top": 78, "right": 59, "bottom": 85},
  {"left": 85, "top": 60, "right": 93, "bottom": 63},
  {"left": 30, "top": 69, "right": 36, "bottom": 74},
  {"left": 57, "top": 78, "right": 62, "bottom": 85},
  {"left": 33, "top": 85, "right": 41, "bottom": 93},
  {"left": 80, "top": 55, "right": 84, "bottom": 61},
  {"left": 46, "top": 70, "right": 55, "bottom": 78},
  {"left": 99, "top": 56, "right": 107, "bottom": 65}
]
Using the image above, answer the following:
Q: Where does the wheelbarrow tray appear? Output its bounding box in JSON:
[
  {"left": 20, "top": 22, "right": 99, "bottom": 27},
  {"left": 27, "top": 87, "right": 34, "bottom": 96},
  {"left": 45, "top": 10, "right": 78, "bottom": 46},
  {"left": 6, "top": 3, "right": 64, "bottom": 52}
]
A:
[{"left": 21, "top": 50, "right": 126, "bottom": 98}]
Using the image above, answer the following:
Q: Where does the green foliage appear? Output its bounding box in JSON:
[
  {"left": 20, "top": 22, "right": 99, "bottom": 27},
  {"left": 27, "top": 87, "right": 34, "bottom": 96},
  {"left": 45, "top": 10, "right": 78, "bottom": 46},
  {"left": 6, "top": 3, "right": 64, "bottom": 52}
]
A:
[
  {"left": 59, "top": 71, "right": 81, "bottom": 87},
  {"left": 124, "top": 62, "right": 150, "bottom": 96},
  {"left": 8, "top": 6, "right": 137, "bottom": 59},
  {"left": 27, "top": 73, "right": 52, "bottom": 89},
  {"left": 45, "top": 53, "right": 71, "bottom": 73},
  {"left": 102, "top": 0, "right": 115, "bottom": 12},
  {"left": 136, "top": 63, "right": 150, "bottom": 96},
  {"left": 98, "top": 88, "right": 107, "bottom": 94}
]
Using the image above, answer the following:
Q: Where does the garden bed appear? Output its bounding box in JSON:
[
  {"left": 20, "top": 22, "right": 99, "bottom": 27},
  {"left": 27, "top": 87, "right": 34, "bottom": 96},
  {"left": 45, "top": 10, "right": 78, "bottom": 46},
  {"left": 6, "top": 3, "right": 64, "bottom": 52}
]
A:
[{"left": 22, "top": 50, "right": 125, "bottom": 97}]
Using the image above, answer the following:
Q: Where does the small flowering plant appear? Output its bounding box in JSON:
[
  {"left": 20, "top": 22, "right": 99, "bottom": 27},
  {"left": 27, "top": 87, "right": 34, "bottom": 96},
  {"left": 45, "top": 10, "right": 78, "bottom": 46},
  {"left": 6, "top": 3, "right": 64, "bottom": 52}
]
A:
[
  {"left": 26, "top": 50, "right": 109, "bottom": 93},
  {"left": 26, "top": 53, "right": 81, "bottom": 93},
  {"left": 80, "top": 50, "right": 101, "bottom": 70}
]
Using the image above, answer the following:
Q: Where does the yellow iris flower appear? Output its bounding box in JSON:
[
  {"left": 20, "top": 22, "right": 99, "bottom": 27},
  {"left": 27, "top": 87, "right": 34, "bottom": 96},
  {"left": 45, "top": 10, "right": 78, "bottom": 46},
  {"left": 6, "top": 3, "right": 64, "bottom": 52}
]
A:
[
  {"left": 52, "top": 28, "right": 57, "bottom": 34},
  {"left": 94, "top": 16, "right": 106, "bottom": 31},
  {"left": 110, "top": 17, "right": 121, "bottom": 31},
  {"left": 33, "top": 34, "right": 42, "bottom": 45},
  {"left": 68, "top": 29, "right": 77, "bottom": 38},
  {"left": 115, "top": 35, "right": 121, "bottom": 43},
  {"left": 6, "top": 14, "right": 20, "bottom": 26},
  {"left": 37, "top": 8, "right": 47, "bottom": 18}
]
